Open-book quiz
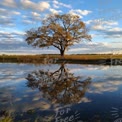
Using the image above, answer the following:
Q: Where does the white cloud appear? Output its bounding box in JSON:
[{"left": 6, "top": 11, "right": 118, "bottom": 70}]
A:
[
  {"left": 0, "top": 8, "right": 20, "bottom": 26},
  {"left": 31, "top": 12, "right": 42, "bottom": 21},
  {"left": 0, "top": 49, "right": 58, "bottom": 55},
  {"left": 22, "top": 12, "right": 42, "bottom": 23},
  {"left": 0, "top": 16, "right": 14, "bottom": 26},
  {"left": 53, "top": 0, "right": 59, "bottom": 5},
  {"left": 1, "top": 0, "right": 50, "bottom": 12},
  {"left": 12, "top": 11, "right": 21, "bottom": 15},
  {"left": 92, "top": 25, "right": 104, "bottom": 30},
  {"left": 53, "top": 0, "right": 71, "bottom": 9},
  {"left": 86, "top": 19, "right": 118, "bottom": 27},
  {"left": 76, "top": 9, "right": 92, "bottom": 15},
  {"left": 101, "top": 27, "right": 122, "bottom": 39},
  {"left": 103, "top": 21, "right": 118, "bottom": 26},
  {"left": 68, "top": 48, "right": 88, "bottom": 52},
  {"left": 70, "top": 9, "right": 92, "bottom": 15},
  {"left": 1, "top": 0, "right": 17, "bottom": 8},
  {"left": 69, "top": 9, "right": 92, "bottom": 18},
  {"left": 20, "top": 0, "right": 50, "bottom": 12},
  {"left": 0, "top": 30, "right": 25, "bottom": 43},
  {"left": 66, "top": 42, "right": 122, "bottom": 54},
  {"left": 53, "top": 3, "right": 59, "bottom": 9},
  {"left": 69, "top": 11, "right": 83, "bottom": 18},
  {"left": 108, "top": 27, "right": 122, "bottom": 32},
  {"left": 0, "top": 8, "right": 21, "bottom": 15},
  {"left": 89, "top": 80, "right": 122, "bottom": 94},
  {"left": 86, "top": 19, "right": 122, "bottom": 39},
  {"left": 22, "top": 20, "right": 35, "bottom": 24},
  {"left": 31, "top": 12, "right": 40, "bottom": 17},
  {"left": 49, "top": 8, "right": 62, "bottom": 14}
]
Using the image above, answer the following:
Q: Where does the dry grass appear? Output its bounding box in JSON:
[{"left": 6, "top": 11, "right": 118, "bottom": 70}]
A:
[{"left": 0, "top": 54, "right": 122, "bottom": 63}]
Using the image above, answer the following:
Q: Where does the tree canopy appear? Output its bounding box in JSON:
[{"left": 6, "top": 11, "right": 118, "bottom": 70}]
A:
[{"left": 25, "top": 14, "right": 91, "bottom": 56}]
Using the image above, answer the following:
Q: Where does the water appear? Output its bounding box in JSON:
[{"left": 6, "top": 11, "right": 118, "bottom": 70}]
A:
[{"left": 0, "top": 63, "right": 122, "bottom": 122}]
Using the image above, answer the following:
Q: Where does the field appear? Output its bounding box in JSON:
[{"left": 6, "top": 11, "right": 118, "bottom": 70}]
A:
[{"left": 0, "top": 54, "right": 122, "bottom": 64}]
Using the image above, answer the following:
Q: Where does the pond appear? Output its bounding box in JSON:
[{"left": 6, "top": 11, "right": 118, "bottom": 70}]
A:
[{"left": 0, "top": 63, "right": 122, "bottom": 122}]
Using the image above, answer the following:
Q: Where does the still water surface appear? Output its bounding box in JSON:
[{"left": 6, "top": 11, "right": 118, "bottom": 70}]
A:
[{"left": 0, "top": 63, "right": 122, "bottom": 122}]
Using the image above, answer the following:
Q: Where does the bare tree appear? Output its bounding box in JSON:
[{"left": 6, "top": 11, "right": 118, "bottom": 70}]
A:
[{"left": 25, "top": 14, "right": 91, "bottom": 56}]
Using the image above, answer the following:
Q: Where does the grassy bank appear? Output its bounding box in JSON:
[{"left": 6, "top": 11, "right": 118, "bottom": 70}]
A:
[{"left": 0, "top": 54, "right": 122, "bottom": 64}]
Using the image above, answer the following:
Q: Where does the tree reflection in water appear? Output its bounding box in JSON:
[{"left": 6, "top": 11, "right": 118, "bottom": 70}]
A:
[{"left": 26, "top": 63, "right": 91, "bottom": 105}]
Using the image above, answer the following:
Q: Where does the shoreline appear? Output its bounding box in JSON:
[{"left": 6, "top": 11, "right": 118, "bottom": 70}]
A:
[{"left": 0, "top": 54, "right": 122, "bottom": 65}]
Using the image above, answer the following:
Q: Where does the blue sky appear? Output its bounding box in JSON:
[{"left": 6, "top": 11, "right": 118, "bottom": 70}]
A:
[{"left": 0, "top": 0, "right": 122, "bottom": 55}]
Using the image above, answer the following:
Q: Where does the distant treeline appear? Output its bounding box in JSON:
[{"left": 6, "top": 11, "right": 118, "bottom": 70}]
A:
[{"left": 0, "top": 54, "right": 122, "bottom": 64}]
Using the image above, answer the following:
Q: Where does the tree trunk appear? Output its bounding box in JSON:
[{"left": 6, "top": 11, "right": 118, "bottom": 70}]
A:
[{"left": 60, "top": 50, "right": 65, "bottom": 57}]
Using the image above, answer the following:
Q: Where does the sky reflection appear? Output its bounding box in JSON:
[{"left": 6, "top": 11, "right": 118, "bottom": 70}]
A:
[{"left": 0, "top": 63, "right": 122, "bottom": 121}]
